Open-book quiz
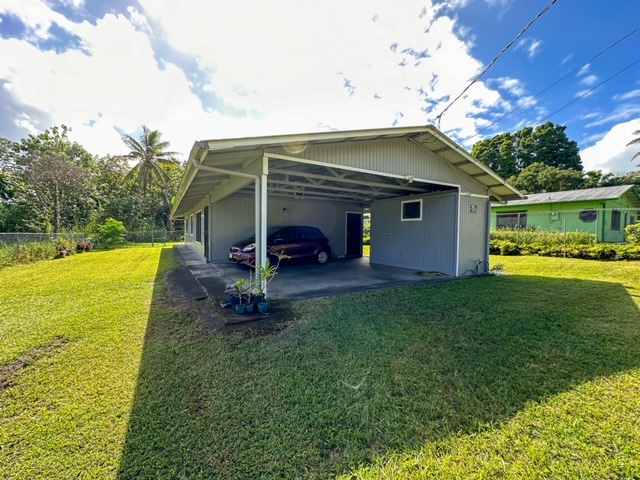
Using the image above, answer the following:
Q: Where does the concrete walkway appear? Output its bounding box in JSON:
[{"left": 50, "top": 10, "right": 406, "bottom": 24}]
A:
[{"left": 173, "top": 244, "right": 454, "bottom": 301}]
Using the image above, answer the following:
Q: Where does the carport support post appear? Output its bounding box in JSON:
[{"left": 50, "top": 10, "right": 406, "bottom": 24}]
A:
[{"left": 259, "top": 172, "right": 268, "bottom": 296}]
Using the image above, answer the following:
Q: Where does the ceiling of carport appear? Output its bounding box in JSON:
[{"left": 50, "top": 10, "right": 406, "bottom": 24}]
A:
[{"left": 232, "top": 157, "right": 455, "bottom": 204}]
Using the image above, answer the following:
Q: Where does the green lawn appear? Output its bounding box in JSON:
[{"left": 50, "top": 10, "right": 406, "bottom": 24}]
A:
[{"left": 1, "top": 250, "right": 639, "bottom": 479}]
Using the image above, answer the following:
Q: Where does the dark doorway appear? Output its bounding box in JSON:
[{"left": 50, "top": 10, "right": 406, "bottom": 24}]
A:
[
  {"left": 346, "top": 212, "right": 363, "bottom": 257},
  {"left": 203, "top": 206, "right": 210, "bottom": 262}
]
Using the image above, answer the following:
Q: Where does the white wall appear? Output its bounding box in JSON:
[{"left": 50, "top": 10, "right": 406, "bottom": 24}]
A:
[
  {"left": 200, "top": 195, "right": 363, "bottom": 262},
  {"left": 370, "top": 191, "right": 458, "bottom": 275}
]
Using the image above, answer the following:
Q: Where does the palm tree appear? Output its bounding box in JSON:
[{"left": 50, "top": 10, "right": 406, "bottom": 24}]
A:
[
  {"left": 627, "top": 129, "right": 640, "bottom": 161},
  {"left": 121, "top": 125, "right": 179, "bottom": 194}
]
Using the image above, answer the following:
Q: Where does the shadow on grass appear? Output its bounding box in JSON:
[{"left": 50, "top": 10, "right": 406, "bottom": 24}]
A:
[{"left": 117, "top": 263, "right": 640, "bottom": 479}]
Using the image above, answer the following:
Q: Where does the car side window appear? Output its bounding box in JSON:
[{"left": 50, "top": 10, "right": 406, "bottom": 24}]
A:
[
  {"left": 298, "top": 227, "right": 320, "bottom": 240},
  {"left": 274, "top": 227, "right": 298, "bottom": 243}
]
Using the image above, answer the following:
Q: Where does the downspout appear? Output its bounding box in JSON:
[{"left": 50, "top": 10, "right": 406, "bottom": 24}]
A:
[
  {"left": 485, "top": 197, "right": 491, "bottom": 274},
  {"left": 192, "top": 160, "right": 269, "bottom": 294}
]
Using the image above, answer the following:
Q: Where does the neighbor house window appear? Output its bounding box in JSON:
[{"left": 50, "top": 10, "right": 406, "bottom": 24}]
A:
[
  {"left": 196, "top": 211, "right": 202, "bottom": 242},
  {"left": 579, "top": 209, "right": 598, "bottom": 223},
  {"left": 611, "top": 210, "right": 621, "bottom": 231},
  {"left": 401, "top": 199, "right": 422, "bottom": 221},
  {"left": 497, "top": 212, "right": 527, "bottom": 229}
]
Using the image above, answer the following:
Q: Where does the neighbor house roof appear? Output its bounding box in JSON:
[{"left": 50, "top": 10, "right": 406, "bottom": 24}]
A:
[
  {"left": 171, "top": 125, "right": 523, "bottom": 218},
  {"left": 492, "top": 185, "right": 639, "bottom": 207}
]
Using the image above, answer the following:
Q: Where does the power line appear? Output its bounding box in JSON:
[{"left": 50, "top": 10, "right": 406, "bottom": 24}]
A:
[
  {"left": 534, "top": 57, "right": 640, "bottom": 125},
  {"left": 435, "top": 0, "right": 559, "bottom": 128},
  {"left": 463, "top": 25, "right": 640, "bottom": 144}
]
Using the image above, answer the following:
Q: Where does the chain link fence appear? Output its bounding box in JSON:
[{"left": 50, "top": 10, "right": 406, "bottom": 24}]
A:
[
  {"left": 0, "top": 230, "right": 185, "bottom": 249},
  {"left": 491, "top": 208, "right": 640, "bottom": 244}
]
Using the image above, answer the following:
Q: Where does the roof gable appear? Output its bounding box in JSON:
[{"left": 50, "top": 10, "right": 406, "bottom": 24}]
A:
[{"left": 172, "top": 125, "right": 523, "bottom": 217}]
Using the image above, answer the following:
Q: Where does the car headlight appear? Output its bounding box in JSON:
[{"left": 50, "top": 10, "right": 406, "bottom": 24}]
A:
[{"left": 242, "top": 243, "right": 256, "bottom": 252}]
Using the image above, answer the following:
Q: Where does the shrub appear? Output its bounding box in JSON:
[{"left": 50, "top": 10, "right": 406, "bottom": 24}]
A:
[
  {"left": 564, "top": 243, "right": 590, "bottom": 259},
  {"left": 615, "top": 245, "right": 640, "bottom": 260},
  {"left": 490, "top": 228, "right": 596, "bottom": 247},
  {"left": 586, "top": 244, "right": 617, "bottom": 260},
  {"left": 626, "top": 223, "right": 640, "bottom": 245},
  {"left": 519, "top": 242, "right": 545, "bottom": 256},
  {"left": 0, "top": 240, "right": 76, "bottom": 269},
  {"left": 363, "top": 235, "right": 371, "bottom": 246},
  {"left": 498, "top": 240, "right": 520, "bottom": 256},
  {"left": 98, "top": 218, "right": 126, "bottom": 248}
]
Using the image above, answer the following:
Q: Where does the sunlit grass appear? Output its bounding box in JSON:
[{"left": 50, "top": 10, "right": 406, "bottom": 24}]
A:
[
  {"left": 1, "top": 252, "right": 639, "bottom": 479},
  {"left": 0, "top": 246, "right": 177, "bottom": 479}
]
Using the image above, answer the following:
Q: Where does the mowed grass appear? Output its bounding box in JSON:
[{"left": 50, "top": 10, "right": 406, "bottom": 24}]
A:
[
  {"left": 1, "top": 251, "right": 640, "bottom": 478},
  {"left": 0, "top": 247, "right": 178, "bottom": 479}
]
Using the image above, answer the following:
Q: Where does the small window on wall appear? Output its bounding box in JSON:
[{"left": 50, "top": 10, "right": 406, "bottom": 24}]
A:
[
  {"left": 401, "top": 199, "right": 422, "bottom": 221},
  {"left": 611, "top": 210, "right": 621, "bottom": 231},
  {"left": 497, "top": 212, "right": 527, "bottom": 229},
  {"left": 579, "top": 209, "right": 598, "bottom": 223},
  {"left": 190, "top": 215, "right": 194, "bottom": 235},
  {"left": 196, "top": 211, "right": 202, "bottom": 242}
]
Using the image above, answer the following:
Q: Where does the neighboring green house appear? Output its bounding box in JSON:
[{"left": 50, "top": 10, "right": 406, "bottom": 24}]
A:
[{"left": 491, "top": 185, "right": 640, "bottom": 243}]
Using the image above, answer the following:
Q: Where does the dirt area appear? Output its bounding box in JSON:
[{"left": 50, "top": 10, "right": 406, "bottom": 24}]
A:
[
  {"left": 0, "top": 336, "right": 69, "bottom": 393},
  {"left": 164, "top": 272, "right": 299, "bottom": 338}
]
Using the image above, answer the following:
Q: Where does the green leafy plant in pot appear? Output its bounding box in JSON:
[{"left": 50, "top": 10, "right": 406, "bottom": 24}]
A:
[
  {"left": 251, "top": 251, "right": 290, "bottom": 313},
  {"left": 225, "top": 278, "right": 250, "bottom": 313}
]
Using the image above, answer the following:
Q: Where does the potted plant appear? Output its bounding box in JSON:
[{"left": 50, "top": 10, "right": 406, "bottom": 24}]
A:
[
  {"left": 225, "top": 278, "right": 250, "bottom": 313},
  {"left": 251, "top": 252, "right": 290, "bottom": 313}
]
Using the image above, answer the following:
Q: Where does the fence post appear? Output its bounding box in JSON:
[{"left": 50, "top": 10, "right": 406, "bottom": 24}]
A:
[{"left": 151, "top": 230, "right": 155, "bottom": 247}]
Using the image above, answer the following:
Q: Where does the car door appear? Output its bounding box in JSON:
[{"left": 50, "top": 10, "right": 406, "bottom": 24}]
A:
[{"left": 269, "top": 227, "right": 302, "bottom": 259}]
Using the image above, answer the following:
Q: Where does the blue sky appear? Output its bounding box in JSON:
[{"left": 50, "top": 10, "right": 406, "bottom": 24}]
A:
[{"left": 1, "top": 0, "right": 639, "bottom": 174}]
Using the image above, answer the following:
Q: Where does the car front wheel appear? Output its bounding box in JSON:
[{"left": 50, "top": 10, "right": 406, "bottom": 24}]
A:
[{"left": 316, "top": 250, "right": 329, "bottom": 265}]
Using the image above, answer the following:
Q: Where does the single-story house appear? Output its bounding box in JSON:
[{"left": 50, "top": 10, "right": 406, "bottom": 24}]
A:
[
  {"left": 170, "top": 125, "right": 522, "bottom": 279},
  {"left": 491, "top": 185, "right": 640, "bottom": 243}
]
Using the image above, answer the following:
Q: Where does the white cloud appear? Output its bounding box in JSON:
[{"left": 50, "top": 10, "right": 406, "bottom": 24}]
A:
[
  {"left": 614, "top": 89, "right": 640, "bottom": 101},
  {"left": 495, "top": 77, "right": 526, "bottom": 96},
  {"left": 561, "top": 54, "right": 573, "bottom": 65},
  {"left": 586, "top": 105, "right": 640, "bottom": 128},
  {"left": 581, "top": 74, "right": 598, "bottom": 86},
  {"left": 575, "top": 89, "right": 595, "bottom": 99},
  {"left": 516, "top": 37, "right": 542, "bottom": 59},
  {"left": 527, "top": 39, "right": 542, "bottom": 58},
  {"left": 580, "top": 119, "right": 640, "bottom": 173},
  {"left": 577, "top": 64, "right": 590, "bottom": 76},
  {"left": 484, "top": 0, "right": 513, "bottom": 8}
]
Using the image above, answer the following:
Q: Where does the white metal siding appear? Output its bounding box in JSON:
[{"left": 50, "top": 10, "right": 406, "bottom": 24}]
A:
[
  {"left": 270, "top": 139, "right": 487, "bottom": 195},
  {"left": 457, "top": 196, "right": 489, "bottom": 275},
  {"left": 207, "top": 195, "right": 363, "bottom": 262},
  {"left": 370, "top": 191, "right": 457, "bottom": 275}
]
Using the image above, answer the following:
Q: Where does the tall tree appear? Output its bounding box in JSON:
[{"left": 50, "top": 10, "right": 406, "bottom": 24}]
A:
[
  {"left": 12, "top": 126, "right": 97, "bottom": 233},
  {"left": 627, "top": 129, "right": 640, "bottom": 162},
  {"left": 121, "top": 125, "right": 179, "bottom": 195},
  {"left": 471, "top": 132, "right": 518, "bottom": 179},
  {"left": 472, "top": 122, "right": 583, "bottom": 178},
  {"left": 507, "top": 162, "right": 584, "bottom": 194}
]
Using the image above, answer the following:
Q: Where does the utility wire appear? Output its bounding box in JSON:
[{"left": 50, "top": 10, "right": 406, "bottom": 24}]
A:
[
  {"left": 534, "top": 57, "right": 640, "bottom": 126},
  {"left": 435, "top": 0, "right": 559, "bottom": 128},
  {"left": 463, "top": 25, "right": 640, "bottom": 144}
]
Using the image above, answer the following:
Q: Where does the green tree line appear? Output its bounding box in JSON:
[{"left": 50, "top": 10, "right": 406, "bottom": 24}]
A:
[
  {"left": 472, "top": 121, "right": 640, "bottom": 194},
  {"left": 0, "top": 125, "right": 183, "bottom": 233}
]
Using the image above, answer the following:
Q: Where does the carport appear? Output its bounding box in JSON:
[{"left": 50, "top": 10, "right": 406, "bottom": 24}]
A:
[{"left": 171, "top": 125, "right": 521, "bottom": 296}]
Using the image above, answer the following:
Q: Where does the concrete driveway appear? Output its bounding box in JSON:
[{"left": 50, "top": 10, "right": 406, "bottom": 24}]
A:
[{"left": 175, "top": 245, "right": 453, "bottom": 300}]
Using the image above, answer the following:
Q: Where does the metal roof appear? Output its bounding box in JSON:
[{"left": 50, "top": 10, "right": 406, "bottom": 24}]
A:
[
  {"left": 171, "top": 125, "right": 523, "bottom": 218},
  {"left": 494, "top": 185, "right": 639, "bottom": 207}
]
